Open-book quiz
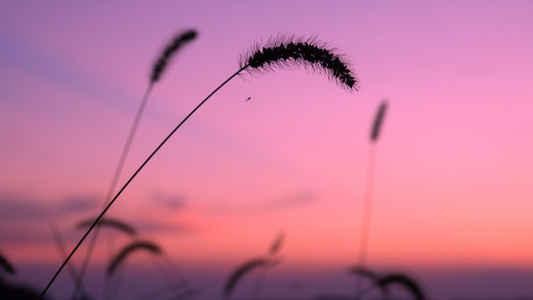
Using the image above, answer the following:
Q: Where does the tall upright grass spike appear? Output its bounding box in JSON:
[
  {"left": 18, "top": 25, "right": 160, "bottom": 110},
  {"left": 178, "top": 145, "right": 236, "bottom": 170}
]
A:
[
  {"left": 107, "top": 241, "right": 161, "bottom": 276},
  {"left": 356, "top": 100, "right": 389, "bottom": 300},
  {"left": 370, "top": 100, "right": 388, "bottom": 142},
  {"left": 151, "top": 29, "right": 198, "bottom": 84},
  {"left": 239, "top": 35, "right": 359, "bottom": 91}
]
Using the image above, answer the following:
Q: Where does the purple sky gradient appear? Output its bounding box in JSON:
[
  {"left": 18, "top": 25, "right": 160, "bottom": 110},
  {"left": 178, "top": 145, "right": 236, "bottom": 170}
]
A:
[{"left": 2, "top": 1, "right": 533, "bottom": 299}]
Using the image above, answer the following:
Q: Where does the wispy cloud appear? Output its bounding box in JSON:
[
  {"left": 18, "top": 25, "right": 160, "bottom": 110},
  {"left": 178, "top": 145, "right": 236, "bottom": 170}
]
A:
[
  {"left": 0, "top": 191, "right": 101, "bottom": 245},
  {"left": 0, "top": 191, "right": 99, "bottom": 221},
  {"left": 151, "top": 191, "right": 187, "bottom": 212},
  {"left": 133, "top": 220, "right": 196, "bottom": 235},
  {"left": 208, "top": 191, "right": 316, "bottom": 215}
]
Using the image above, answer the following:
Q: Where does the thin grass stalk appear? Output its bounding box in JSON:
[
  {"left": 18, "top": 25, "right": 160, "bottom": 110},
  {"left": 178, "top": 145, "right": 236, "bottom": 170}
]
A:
[
  {"left": 151, "top": 256, "right": 184, "bottom": 298},
  {"left": 355, "top": 145, "right": 377, "bottom": 300},
  {"left": 251, "top": 269, "right": 267, "bottom": 300},
  {"left": 107, "top": 241, "right": 161, "bottom": 276},
  {"left": 355, "top": 101, "right": 387, "bottom": 300},
  {"left": 76, "top": 30, "right": 197, "bottom": 298},
  {"left": 77, "top": 30, "right": 197, "bottom": 298},
  {"left": 106, "top": 241, "right": 162, "bottom": 300},
  {"left": 107, "top": 257, "right": 127, "bottom": 300},
  {"left": 40, "top": 68, "right": 244, "bottom": 299},
  {"left": 160, "top": 254, "right": 196, "bottom": 299},
  {"left": 48, "top": 220, "right": 91, "bottom": 300},
  {"left": 349, "top": 266, "right": 379, "bottom": 283},
  {"left": 358, "top": 146, "right": 377, "bottom": 264},
  {"left": 42, "top": 36, "right": 358, "bottom": 298},
  {"left": 73, "top": 84, "right": 153, "bottom": 300},
  {"left": 350, "top": 266, "right": 381, "bottom": 300},
  {"left": 224, "top": 258, "right": 272, "bottom": 300},
  {"left": 107, "top": 245, "right": 182, "bottom": 300},
  {"left": 354, "top": 280, "right": 384, "bottom": 300},
  {"left": 103, "top": 235, "right": 116, "bottom": 300},
  {"left": 251, "top": 231, "right": 285, "bottom": 299}
]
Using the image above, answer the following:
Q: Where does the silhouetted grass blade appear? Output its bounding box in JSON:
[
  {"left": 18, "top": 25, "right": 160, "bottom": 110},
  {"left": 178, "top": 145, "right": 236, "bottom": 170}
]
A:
[
  {"left": 377, "top": 273, "right": 425, "bottom": 300},
  {"left": 224, "top": 258, "right": 279, "bottom": 298},
  {"left": 107, "top": 241, "right": 161, "bottom": 276},
  {"left": 77, "top": 217, "right": 137, "bottom": 236}
]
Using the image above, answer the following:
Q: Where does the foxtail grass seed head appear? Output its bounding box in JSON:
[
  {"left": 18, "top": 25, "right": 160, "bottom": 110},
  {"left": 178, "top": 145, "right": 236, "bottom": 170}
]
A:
[
  {"left": 150, "top": 29, "right": 198, "bottom": 84},
  {"left": 370, "top": 100, "right": 388, "bottom": 142},
  {"left": 239, "top": 35, "right": 359, "bottom": 91},
  {"left": 107, "top": 241, "right": 161, "bottom": 276}
]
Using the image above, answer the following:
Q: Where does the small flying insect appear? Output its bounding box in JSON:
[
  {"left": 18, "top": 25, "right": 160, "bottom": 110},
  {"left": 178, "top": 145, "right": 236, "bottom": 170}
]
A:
[{"left": 245, "top": 97, "right": 251, "bottom": 102}]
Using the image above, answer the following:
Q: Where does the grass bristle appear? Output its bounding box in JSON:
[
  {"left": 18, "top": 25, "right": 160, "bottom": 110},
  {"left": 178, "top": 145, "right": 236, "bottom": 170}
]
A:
[
  {"left": 239, "top": 35, "right": 359, "bottom": 91},
  {"left": 107, "top": 241, "right": 161, "bottom": 276}
]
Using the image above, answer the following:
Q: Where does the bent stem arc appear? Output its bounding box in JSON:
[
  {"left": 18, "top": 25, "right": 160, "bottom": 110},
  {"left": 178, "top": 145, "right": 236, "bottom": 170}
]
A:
[
  {"left": 40, "top": 35, "right": 358, "bottom": 298},
  {"left": 40, "top": 67, "right": 245, "bottom": 299}
]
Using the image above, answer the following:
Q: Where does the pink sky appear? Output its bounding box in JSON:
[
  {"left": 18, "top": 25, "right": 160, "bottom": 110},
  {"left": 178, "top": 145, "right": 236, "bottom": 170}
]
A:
[{"left": 1, "top": 1, "right": 533, "bottom": 299}]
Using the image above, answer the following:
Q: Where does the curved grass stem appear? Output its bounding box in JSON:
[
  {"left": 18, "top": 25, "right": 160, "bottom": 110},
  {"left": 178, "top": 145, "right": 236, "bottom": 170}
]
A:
[
  {"left": 40, "top": 67, "right": 247, "bottom": 299},
  {"left": 251, "top": 267, "right": 267, "bottom": 300},
  {"left": 73, "top": 83, "right": 154, "bottom": 300},
  {"left": 48, "top": 220, "right": 91, "bottom": 300}
]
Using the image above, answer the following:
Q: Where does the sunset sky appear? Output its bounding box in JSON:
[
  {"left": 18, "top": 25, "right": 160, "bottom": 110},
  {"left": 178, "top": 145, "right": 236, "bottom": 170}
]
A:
[{"left": 1, "top": 1, "right": 533, "bottom": 299}]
